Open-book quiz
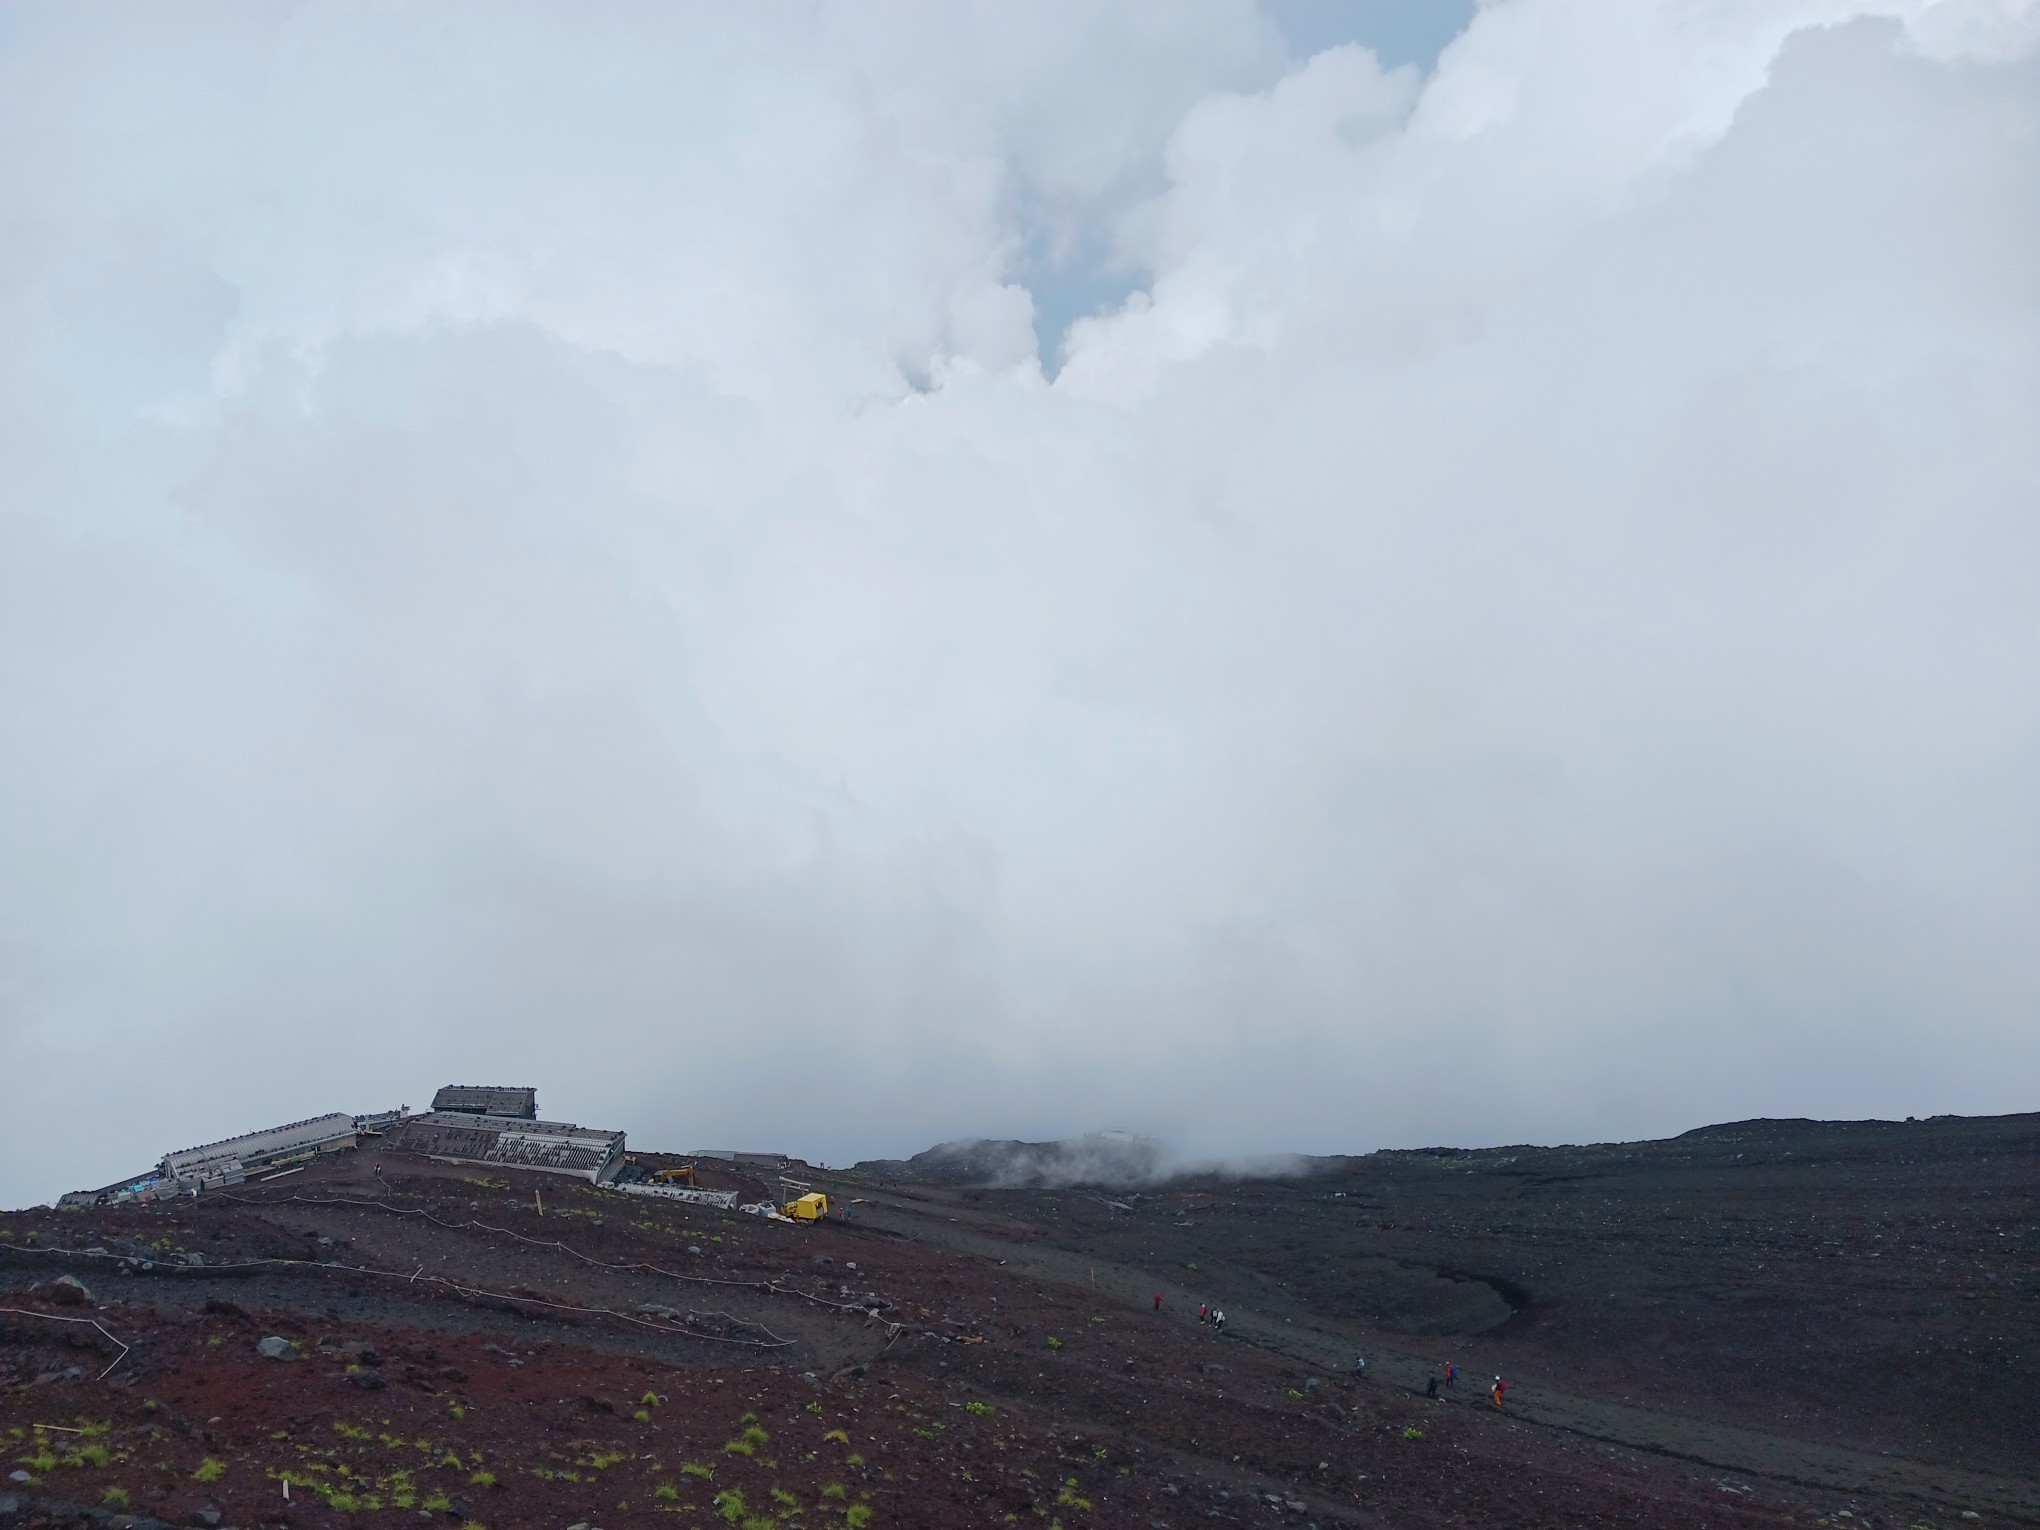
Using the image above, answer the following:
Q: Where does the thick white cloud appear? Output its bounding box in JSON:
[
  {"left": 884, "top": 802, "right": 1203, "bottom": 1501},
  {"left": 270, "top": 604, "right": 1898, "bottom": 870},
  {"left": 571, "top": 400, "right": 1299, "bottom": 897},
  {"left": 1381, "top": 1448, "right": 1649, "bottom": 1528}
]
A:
[{"left": 1, "top": 1, "right": 2035, "bottom": 1204}]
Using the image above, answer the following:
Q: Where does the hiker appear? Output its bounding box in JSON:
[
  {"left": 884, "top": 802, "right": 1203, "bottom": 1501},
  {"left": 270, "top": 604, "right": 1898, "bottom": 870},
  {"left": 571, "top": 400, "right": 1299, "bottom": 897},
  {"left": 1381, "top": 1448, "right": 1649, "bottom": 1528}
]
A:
[
  {"left": 1154, "top": 1292, "right": 1164, "bottom": 1312},
  {"left": 1214, "top": 1310, "right": 1226, "bottom": 1333},
  {"left": 1490, "top": 1375, "right": 1506, "bottom": 1407},
  {"left": 1353, "top": 1354, "right": 1366, "bottom": 1376},
  {"left": 1199, "top": 1302, "right": 1209, "bottom": 1325},
  {"left": 1425, "top": 1375, "right": 1440, "bottom": 1400},
  {"left": 1444, "top": 1360, "right": 1457, "bottom": 1388}
]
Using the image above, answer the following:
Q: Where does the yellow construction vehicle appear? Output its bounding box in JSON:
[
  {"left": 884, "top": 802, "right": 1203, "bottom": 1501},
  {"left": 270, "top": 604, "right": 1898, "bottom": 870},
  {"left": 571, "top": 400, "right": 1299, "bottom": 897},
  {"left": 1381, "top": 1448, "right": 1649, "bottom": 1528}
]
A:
[
  {"left": 652, "top": 1163, "right": 698, "bottom": 1186},
  {"left": 782, "top": 1192, "right": 829, "bottom": 1222}
]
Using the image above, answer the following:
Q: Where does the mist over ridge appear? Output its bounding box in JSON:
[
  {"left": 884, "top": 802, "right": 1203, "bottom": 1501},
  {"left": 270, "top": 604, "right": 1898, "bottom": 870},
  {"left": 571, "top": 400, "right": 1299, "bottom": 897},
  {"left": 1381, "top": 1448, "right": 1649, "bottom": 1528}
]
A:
[{"left": 2, "top": 0, "right": 2037, "bottom": 1209}]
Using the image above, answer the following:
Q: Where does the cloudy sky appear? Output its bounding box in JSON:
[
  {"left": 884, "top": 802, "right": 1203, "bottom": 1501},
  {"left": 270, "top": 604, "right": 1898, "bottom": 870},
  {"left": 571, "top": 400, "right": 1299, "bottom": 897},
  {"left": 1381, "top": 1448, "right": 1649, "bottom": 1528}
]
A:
[{"left": 2, "top": 1, "right": 2035, "bottom": 1206}]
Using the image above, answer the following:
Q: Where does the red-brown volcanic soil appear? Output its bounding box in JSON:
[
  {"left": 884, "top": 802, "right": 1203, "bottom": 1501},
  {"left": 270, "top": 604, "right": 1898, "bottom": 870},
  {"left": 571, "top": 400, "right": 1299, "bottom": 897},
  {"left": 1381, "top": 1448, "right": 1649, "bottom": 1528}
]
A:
[{"left": 3, "top": 1113, "right": 2034, "bottom": 1530}]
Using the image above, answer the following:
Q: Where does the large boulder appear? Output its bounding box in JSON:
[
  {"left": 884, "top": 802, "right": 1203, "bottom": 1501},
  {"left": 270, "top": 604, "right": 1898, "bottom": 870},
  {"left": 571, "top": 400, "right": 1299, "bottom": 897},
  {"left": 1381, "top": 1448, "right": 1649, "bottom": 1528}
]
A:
[
  {"left": 255, "top": 1335, "right": 298, "bottom": 1360},
  {"left": 46, "top": 1274, "right": 94, "bottom": 1306}
]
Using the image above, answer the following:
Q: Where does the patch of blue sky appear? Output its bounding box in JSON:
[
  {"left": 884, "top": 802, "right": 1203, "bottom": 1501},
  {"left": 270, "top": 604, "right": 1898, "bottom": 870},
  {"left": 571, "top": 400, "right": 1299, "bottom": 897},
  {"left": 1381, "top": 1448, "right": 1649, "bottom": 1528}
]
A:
[{"left": 1025, "top": 0, "right": 1474, "bottom": 371}]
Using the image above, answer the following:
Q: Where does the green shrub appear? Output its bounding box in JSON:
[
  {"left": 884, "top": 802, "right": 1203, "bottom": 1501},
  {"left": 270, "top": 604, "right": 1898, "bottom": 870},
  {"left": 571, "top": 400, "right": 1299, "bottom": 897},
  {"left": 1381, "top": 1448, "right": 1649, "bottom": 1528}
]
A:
[{"left": 192, "top": 1457, "right": 226, "bottom": 1483}]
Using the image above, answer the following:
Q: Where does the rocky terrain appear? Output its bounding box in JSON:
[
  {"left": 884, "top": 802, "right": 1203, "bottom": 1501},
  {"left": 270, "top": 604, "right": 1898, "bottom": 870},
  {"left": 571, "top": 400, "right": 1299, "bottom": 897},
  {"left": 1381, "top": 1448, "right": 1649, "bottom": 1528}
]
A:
[{"left": 2, "top": 1112, "right": 2034, "bottom": 1530}]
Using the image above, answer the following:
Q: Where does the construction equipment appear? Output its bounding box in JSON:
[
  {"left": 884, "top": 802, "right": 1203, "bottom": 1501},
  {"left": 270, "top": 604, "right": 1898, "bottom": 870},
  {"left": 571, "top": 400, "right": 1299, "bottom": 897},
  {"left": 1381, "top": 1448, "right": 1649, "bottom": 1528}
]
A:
[
  {"left": 782, "top": 1192, "right": 829, "bottom": 1222},
  {"left": 652, "top": 1163, "right": 698, "bottom": 1186}
]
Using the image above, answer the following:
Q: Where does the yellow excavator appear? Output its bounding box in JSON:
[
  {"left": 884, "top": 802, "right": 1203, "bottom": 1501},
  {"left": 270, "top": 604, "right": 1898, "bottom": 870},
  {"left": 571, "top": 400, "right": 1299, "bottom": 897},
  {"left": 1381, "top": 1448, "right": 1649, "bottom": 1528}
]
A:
[
  {"left": 652, "top": 1162, "right": 698, "bottom": 1186},
  {"left": 782, "top": 1192, "right": 829, "bottom": 1222},
  {"left": 777, "top": 1176, "right": 828, "bottom": 1221}
]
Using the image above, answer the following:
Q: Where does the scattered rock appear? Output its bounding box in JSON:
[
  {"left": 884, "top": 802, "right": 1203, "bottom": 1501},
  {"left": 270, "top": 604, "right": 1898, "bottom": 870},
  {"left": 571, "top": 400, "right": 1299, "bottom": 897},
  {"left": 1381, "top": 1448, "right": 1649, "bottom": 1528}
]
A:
[
  {"left": 0, "top": 1491, "right": 21, "bottom": 1514},
  {"left": 635, "top": 1304, "right": 679, "bottom": 1320},
  {"left": 202, "top": 1298, "right": 248, "bottom": 1320},
  {"left": 811, "top": 1254, "right": 834, "bottom": 1267},
  {"left": 346, "top": 1368, "right": 387, "bottom": 1390},
  {"left": 579, "top": 1395, "right": 615, "bottom": 1413},
  {"left": 47, "top": 1274, "right": 94, "bottom": 1306},
  {"left": 256, "top": 1336, "right": 298, "bottom": 1360},
  {"left": 181, "top": 1251, "right": 205, "bottom": 1267},
  {"left": 189, "top": 1510, "right": 223, "bottom": 1528},
  {"left": 7, "top": 1469, "right": 32, "bottom": 1483},
  {"left": 686, "top": 1246, "right": 702, "bottom": 1256}
]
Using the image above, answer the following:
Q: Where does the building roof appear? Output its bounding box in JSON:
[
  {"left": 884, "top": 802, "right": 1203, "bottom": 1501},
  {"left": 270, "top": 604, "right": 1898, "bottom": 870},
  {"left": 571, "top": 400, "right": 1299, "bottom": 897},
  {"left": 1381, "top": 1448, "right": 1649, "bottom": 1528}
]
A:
[
  {"left": 161, "top": 1113, "right": 358, "bottom": 1178},
  {"left": 431, "top": 1085, "right": 538, "bottom": 1119},
  {"left": 398, "top": 1111, "right": 625, "bottom": 1182}
]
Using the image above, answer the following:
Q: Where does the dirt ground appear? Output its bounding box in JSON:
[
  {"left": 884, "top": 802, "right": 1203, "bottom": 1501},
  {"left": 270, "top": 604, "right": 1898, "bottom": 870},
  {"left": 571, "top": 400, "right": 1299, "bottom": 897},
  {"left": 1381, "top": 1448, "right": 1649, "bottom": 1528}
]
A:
[{"left": 2, "top": 1112, "right": 2034, "bottom": 1530}]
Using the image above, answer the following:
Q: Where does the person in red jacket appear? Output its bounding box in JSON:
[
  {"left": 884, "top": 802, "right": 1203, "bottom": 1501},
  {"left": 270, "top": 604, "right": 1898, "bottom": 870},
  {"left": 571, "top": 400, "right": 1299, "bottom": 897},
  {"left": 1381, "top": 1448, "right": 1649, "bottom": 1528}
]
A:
[
  {"left": 1490, "top": 1375, "right": 1507, "bottom": 1407},
  {"left": 1153, "top": 1291, "right": 1163, "bottom": 1312}
]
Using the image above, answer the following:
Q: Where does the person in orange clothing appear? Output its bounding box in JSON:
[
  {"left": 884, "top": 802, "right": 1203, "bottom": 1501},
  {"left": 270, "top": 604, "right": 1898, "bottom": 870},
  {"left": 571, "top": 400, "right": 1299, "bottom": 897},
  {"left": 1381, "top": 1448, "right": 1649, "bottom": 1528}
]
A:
[{"left": 1490, "top": 1375, "right": 1507, "bottom": 1407}]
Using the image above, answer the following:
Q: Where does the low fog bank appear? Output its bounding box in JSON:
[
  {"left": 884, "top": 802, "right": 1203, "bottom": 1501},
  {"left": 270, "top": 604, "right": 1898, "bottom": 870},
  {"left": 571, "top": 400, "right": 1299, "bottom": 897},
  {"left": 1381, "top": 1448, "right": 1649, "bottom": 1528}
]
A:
[
  {"left": 852, "top": 1133, "right": 1320, "bottom": 1190},
  {"left": 847, "top": 1110, "right": 2040, "bottom": 1193}
]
